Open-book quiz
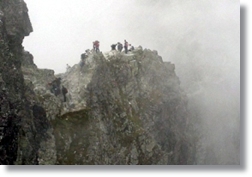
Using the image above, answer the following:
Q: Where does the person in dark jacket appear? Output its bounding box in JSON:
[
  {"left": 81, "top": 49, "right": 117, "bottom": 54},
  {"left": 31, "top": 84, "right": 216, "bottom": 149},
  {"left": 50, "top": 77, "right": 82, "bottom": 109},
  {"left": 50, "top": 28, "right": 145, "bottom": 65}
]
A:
[
  {"left": 50, "top": 77, "right": 61, "bottom": 96},
  {"left": 80, "top": 53, "right": 87, "bottom": 68},
  {"left": 117, "top": 42, "right": 123, "bottom": 52},
  {"left": 81, "top": 53, "right": 87, "bottom": 60},
  {"left": 62, "top": 85, "right": 68, "bottom": 102},
  {"left": 124, "top": 40, "right": 128, "bottom": 54},
  {"left": 111, "top": 44, "right": 117, "bottom": 50}
]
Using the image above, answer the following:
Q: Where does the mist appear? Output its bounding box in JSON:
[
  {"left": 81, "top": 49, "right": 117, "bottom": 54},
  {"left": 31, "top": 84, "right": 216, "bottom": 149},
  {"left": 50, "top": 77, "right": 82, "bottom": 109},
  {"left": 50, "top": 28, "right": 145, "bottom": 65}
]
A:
[{"left": 23, "top": 0, "right": 240, "bottom": 164}]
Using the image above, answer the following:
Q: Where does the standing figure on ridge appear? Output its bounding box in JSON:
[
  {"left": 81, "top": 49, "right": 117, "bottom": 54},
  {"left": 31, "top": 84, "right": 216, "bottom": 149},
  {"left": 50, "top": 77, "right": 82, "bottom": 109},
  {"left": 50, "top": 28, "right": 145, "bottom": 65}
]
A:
[
  {"left": 117, "top": 42, "right": 123, "bottom": 52},
  {"left": 124, "top": 40, "right": 128, "bottom": 54},
  {"left": 93, "top": 40, "right": 100, "bottom": 53}
]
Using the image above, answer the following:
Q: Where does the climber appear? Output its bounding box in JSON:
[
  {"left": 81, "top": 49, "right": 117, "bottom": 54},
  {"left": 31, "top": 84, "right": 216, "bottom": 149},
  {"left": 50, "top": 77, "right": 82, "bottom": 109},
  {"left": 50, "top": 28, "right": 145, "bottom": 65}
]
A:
[
  {"left": 50, "top": 77, "right": 61, "bottom": 96},
  {"left": 128, "top": 44, "right": 134, "bottom": 52},
  {"left": 54, "top": 77, "right": 61, "bottom": 96},
  {"left": 96, "top": 41, "right": 100, "bottom": 52},
  {"left": 117, "top": 42, "right": 123, "bottom": 52},
  {"left": 81, "top": 53, "right": 87, "bottom": 60},
  {"left": 80, "top": 53, "right": 88, "bottom": 68},
  {"left": 131, "top": 45, "right": 134, "bottom": 51},
  {"left": 111, "top": 43, "right": 117, "bottom": 50},
  {"left": 62, "top": 85, "right": 68, "bottom": 102},
  {"left": 124, "top": 40, "right": 128, "bottom": 54},
  {"left": 94, "top": 40, "right": 100, "bottom": 53}
]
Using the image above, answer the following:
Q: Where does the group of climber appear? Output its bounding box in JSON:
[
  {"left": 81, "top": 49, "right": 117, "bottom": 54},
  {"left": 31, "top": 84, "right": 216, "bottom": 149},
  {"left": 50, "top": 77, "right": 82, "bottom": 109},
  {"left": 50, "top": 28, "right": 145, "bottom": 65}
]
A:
[
  {"left": 79, "top": 39, "right": 135, "bottom": 68},
  {"left": 92, "top": 39, "right": 135, "bottom": 54},
  {"left": 48, "top": 77, "right": 68, "bottom": 102},
  {"left": 111, "top": 40, "right": 134, "bottom": 54},
  {"left": 47, "top": 39, "right": 136, "bottom": 101}
]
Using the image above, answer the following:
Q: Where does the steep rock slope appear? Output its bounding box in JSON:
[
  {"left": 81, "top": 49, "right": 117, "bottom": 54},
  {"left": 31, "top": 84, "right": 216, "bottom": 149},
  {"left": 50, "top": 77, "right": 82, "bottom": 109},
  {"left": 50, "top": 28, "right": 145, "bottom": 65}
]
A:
[
  {"left": 21, "top": 48, "right": 193, "bottom": 165},
  {"left": 17, "top": 45, "right": 194, "bottom": 164},
  {"left": 0, "top": 0, "right": 54, "bottom": 164},
  {"left": 21, "top": 51, "right": 58, "bottom": 164},
  {"left": 0, "top": 0, "right": 56, "bottom": 165},
  {"left": 51, "top": 49, "right": 192, "bottom": 165}
]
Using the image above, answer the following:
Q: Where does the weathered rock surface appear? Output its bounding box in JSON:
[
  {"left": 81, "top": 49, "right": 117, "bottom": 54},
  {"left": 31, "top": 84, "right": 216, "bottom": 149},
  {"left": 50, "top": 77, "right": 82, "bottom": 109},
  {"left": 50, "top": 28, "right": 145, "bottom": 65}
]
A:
[
  {"left": 0, "top": 0, "right": 55, "bottom": 165},
  {"left": 0, "top": 0, "right": 195, "bottom": 165},
  {"left": 48, "top": 48, "right": 192, "bottom": 165},
  {"left": 20, "top": 46, "right": 193, "bottom": 164}
]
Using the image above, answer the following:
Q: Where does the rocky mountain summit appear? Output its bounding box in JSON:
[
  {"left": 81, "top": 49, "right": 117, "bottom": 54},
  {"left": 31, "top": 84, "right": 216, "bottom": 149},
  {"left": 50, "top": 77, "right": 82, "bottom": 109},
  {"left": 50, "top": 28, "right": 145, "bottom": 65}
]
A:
[
  {"left": 0, "top": 0, "right": 197, "bottom": 165},
  {"left": 21, "top": 45, "right": 193, "bottom": 165}
]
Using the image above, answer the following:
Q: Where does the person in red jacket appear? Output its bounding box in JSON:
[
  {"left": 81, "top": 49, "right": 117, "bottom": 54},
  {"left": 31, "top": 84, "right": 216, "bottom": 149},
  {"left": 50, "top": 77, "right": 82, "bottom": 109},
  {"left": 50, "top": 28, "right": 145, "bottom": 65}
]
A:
[{"left": 94, "top": 40, "right": 100, "bottom": 53}]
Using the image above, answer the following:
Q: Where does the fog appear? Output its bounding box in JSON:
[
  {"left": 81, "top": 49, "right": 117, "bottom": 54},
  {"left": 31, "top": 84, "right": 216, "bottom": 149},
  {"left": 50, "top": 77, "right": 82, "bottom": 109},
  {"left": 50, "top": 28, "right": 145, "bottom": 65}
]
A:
[{"left": 23, "top": 0, "right": 240, "bottom": 164}]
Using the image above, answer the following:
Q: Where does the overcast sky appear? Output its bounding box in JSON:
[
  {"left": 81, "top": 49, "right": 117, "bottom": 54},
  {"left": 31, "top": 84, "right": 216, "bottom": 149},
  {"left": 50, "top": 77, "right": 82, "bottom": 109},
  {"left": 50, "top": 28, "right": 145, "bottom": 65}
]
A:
[{"left": 23, "top": 0, "right": 239, "bottom": 74}]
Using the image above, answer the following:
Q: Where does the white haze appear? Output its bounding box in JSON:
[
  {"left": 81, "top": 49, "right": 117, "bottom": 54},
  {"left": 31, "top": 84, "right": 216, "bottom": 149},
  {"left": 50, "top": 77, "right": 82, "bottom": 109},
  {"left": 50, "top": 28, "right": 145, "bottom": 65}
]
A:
[{"left": 23, "top": 0, "right": 240, "bottom": 164}]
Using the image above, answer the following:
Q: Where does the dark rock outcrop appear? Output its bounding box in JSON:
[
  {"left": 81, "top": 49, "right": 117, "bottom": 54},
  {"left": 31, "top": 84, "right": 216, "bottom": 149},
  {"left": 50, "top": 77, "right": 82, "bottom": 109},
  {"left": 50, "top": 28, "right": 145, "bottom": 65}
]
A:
[{"left": 0, "top": 0, "right": 53, "bottom": 165}]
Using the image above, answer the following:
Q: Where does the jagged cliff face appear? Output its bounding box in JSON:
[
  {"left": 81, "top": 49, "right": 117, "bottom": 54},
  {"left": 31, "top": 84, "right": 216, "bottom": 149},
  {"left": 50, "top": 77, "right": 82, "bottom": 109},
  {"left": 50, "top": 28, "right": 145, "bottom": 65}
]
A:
[
  {"left": 0, "top": 0, "right": 54, "bottom": 165},
  {"left": 20, "top": 47, "right": 193, "bottom": 164},
  {"left": 50, "top": 49, "right": 191, "bottom": 165},
  {"left": 1, "top": 0, "right": 195, "bottom": 165}
]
